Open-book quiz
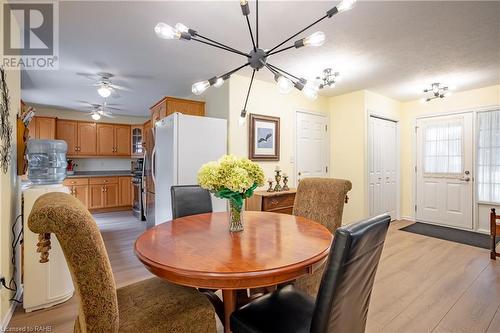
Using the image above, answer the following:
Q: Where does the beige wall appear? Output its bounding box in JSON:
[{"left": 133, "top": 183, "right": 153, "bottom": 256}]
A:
[
  {"left": 226, "top": 75, "right": 329, "bottom": 187},
  {"left": 0, "top": 0, "right": 21, "bottom": 325},
  {"left": 33, "top": 106, "right": 148, "bottom": 124},
  {"left": 400, "top": 84, "right": 500, "bottom": 218}
]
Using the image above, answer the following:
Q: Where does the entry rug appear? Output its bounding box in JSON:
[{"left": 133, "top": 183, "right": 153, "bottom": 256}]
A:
[{"left": 399, "top": 222, "right": 491, "bottom": 249}]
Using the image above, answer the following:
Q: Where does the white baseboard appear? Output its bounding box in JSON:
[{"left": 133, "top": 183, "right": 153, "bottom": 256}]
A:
[
  {"left": 0, "top": 287, "right": 23, "bottom": 331},
  {"left": 401, "top": 215, "right": 416, "bottom": 222}
]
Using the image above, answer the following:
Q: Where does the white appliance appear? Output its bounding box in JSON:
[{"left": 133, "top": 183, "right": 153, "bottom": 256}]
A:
[
  {"left": 22, "top": 184, "right": 74, "bottom": 312},
  {"left": 146, "top": 113, "right": 227, "bottom": 227}
]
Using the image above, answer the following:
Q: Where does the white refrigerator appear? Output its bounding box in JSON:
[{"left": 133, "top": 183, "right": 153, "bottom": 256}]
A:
[{"left": 147, "top": 113, "right": 227, "bottom": 228}]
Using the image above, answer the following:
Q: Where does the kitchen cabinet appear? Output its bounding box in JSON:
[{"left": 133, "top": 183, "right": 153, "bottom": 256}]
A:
[
  {"left": 115, "top": 125, "right": 131, "bottom": 156},
  {"left": 104, "top": 183, "right": 119, "bottom": 207},
  {"left": 56, "top": 120, "right": 78, "bottom": 154},
  {"left": 57, "top": 120, "right": 96, "bottom": 156},
  {"left": 131, "top": 125, "right": 144, "bottom": 157},
  {"left": 29, "top": 116, "right": 56, "bottom": 140},
  {"left": 97, "top": 124, "right": 131, "bottom": 156},
  {"left": 118, "top": 176, "right": 133, "bottom": 206},
  {"left": 89, "top": 185, "right": 105, "bottom": 209},
  {"left": 77, "top": 122, "right": 97, "bottom": 155},
  {"left": 150, "top": 97, "right": 205, "bottom": 124},
  {"left": 63, "top": 178, "right": 89, "bottom": 208},
  {"left": 97, "top": 124, "right": 115, "bottom": 155}
]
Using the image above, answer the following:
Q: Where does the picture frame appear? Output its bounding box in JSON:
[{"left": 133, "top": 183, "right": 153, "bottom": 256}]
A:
[{"left": 248, "top": 113, "right": 280, "bottom": 161}]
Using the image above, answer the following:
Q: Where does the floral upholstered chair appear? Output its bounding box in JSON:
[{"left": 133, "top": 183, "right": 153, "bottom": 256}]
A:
[
  {"left": 28, "top": 192, "right": 216, "bottom": 333},
  {"left": 292, "top": 177, "right": 352, "bottom": 297}
]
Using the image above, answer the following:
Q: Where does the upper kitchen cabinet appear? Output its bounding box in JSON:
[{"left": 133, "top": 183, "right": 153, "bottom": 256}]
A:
[
  {"left": 97, "top": 123, "right": 131, "bottom": 156},
  {"left": 57, "top": 120, "right": 97, "bottom": 156},
  {"left": 115, "top": 125, "right": 131, "bottom": 156},
  {"left": 78, "top": 122, "right": 97, "bottom": 156},
  {"left": 56, "top": 120, "right": 78, "bottom": 155},
  {"left": 131, "top": 125, "right": 144, "bottom": 157},
  {"left": 29, "top": 116, "right": 56, "bottom": 140},
  {"left": 150, "top": 97, "right": 205, "bottom": 123},
  {"left": 97, "top": 124, "right": 115, "bottom": 155}
]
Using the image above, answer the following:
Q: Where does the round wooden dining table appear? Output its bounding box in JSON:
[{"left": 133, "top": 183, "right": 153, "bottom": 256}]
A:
[{"left": 134, "top": 211, "right": 332, "bottom": 333}]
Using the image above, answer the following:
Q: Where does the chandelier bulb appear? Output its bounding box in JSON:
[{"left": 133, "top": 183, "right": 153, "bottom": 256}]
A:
[
  {"left": 191, "top": 80, "right": 210, "bottom": 95},
  {"left": 275, "top": 75, "right": 293, "bottom": 94},
  {"left": 303, "top": 82, "right": 319, "bottom": 100},
  {"left": 155, "top": 22, "right": 181, "bottom": 40},
  {"left": 91, "top": 112, "right": 101, "bottom": 120},
  {"left": 303, "top": 31, "right": 326, "bottom": 47},
  {"left": 337, "top": 0, "right": 357, "bottom": 13}
]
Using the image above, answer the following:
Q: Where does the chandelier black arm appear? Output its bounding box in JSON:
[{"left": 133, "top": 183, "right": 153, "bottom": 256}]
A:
[
  {"left": 267, "top": 45, "right": 295, "bottom": 57},
  {"left": 191, "top": 37, "right": 249, "bottom": 57},
  {"left": 256, "top": 0, "right": 259, "bottom": 48},
  {"left": 243, "top": 69, "right": 256, "bottom": 111},
  {"left": 219, "top": 62, "right": 251, "bottom": 79},
  {"left": 245, "top": 15, "right": 257, "bottom": 52},
  {"left": 267, "top": 63, "right": 301, "bottom": 82},
  {"left": 194, "top": 33, "right": 249, "bottom": 57},
  {"left": 267, "top": 14, "right": 328, "bottom": 53}
]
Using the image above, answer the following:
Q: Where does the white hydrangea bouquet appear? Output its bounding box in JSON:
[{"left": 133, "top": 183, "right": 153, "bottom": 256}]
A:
[{"left": 198, "top": 155, "right": 265, "bottom": 232}]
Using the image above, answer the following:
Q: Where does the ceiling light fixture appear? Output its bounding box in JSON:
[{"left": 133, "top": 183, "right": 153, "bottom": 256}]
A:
[
  {"left": 155, "top": 0, "right": 357, "bottom": 119},
  {"left": 420, "top": 83, "right": 455, "bottom": 103},
  {"left": 316, "top": 68, "right": 341, "bottom": 89},
  {"left": 97, "top": 83, "right": 112, "bottom": 98},
  {"left": 91, "top": 112, "right": 101, "bottom": 120}
]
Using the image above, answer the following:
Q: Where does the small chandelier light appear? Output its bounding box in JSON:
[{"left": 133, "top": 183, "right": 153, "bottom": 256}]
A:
[
  {"left": 420, "top": 83, "right": 455, "bottom": 103},
  {"left": 97, "top": 83, "right": 112, "bottom": 98},
  {"left": 316, "top": 68, "right": 341, "bottom": 89},
  {"left": 155, "top": 0, "right": 357, "bottom": 120}
]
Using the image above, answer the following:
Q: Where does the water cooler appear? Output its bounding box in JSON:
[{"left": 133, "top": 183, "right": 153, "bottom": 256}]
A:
[{"left": 22, "top": 140, "right": 74, "bottom": 312}]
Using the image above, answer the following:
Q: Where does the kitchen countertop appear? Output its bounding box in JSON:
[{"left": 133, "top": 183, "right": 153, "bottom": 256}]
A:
[{"left": 66, "top": 170, "right": 134, "bottom": 178}]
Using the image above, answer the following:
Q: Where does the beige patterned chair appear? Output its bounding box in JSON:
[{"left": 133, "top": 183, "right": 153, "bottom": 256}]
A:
[
  {"left": 28, "top": 192, "right": 216, "bottom": 333},
  {"left": 292, "top": 177, "right": 352, "bottom": 297}
]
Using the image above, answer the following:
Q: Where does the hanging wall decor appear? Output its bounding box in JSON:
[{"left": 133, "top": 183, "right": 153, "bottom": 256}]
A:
[{"left": 0, "top": 67, "right": 13, "bottom": 174}]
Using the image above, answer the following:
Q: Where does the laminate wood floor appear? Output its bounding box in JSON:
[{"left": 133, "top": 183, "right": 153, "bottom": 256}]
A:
[{"left": 8, "top": 213, "right": 500, "bottom": 332}]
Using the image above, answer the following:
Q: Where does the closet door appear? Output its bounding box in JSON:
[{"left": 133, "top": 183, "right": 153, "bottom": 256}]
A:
[{"left": 368, "top": 116, "right": 398, "bottom": 219}]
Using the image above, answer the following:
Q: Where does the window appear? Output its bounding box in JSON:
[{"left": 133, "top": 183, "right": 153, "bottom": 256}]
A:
[
  {"left": 423, "top": 120, "right": 463, "bottom": 174},
  {"left": 477, "top": 110, "right": 500, "bottom": 203}
]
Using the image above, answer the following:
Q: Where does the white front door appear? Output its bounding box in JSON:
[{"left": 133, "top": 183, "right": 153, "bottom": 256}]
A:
[
  {"left": 416, "top": 113, "right": 473, "bottom": 229},
  {"left": 368, "top": 116, "right": 398, "bottom": 219},
  {"left": 296, "top": 111, "right": 329, "bottom": 183}
]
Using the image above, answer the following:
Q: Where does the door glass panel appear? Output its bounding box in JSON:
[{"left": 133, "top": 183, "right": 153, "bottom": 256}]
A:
[
  {"left": 477, "top": 110, "right": 500, "bottom": 203},
  {"left": 423, "top": 120, "right": 463, "bottom": 175}
]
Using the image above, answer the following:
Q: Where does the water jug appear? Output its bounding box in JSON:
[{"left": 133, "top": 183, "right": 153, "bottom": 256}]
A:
[{"left": 27, "top": 140, "right": 68, "bottom": 185}]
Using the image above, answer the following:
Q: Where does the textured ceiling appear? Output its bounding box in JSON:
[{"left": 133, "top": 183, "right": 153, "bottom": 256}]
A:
[{"left": 21, "top": 1, "right": 500, "bottom": 116}]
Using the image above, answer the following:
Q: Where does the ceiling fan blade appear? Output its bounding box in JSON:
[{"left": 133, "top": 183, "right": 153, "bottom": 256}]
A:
[
  {"left": 105, "top": 106, "right": 121, "bottom": 111},
  {"left": 110, "top": 84, "right": 132, "bottom": 92}
]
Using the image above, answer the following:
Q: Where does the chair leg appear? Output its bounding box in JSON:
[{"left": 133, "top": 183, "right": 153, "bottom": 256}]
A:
[{"left": 492, "top": 235, "right": 497, "bottom": 260}]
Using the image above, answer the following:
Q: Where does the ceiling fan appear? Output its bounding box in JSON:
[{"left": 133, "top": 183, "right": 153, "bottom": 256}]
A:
[
  {"left": 79, "top": 72, "right": 131, "bottom": 98},
  {"left": 79, "top": 101, "right": 120, "bottom": 120}
]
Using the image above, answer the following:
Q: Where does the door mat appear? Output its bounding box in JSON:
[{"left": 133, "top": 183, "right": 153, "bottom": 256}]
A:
[{"left": 399, "top": 222, "right": 491, "bottom": 249}]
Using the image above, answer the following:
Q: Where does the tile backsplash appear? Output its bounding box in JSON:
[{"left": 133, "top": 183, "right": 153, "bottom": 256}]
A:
[{"left": 72, "top": 158, "right": 134, "bottom": 172}]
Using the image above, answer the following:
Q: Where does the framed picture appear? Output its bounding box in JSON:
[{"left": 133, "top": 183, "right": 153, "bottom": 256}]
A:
[{"left": 249, "top": 113, "right": 280, "bottom": 161}]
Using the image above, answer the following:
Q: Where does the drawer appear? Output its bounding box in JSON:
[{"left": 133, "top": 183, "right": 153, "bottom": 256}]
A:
[
  {"left": 89, "top": 177, "right": 118, "bottom": 185},
  {"left": 262, "top": 193, "right": 296, "bottom": 211},
  {"left": 63, "top": 178, "right": 89, "bottom": 186}
]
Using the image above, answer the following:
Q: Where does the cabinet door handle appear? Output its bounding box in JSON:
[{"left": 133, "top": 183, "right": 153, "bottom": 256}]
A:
[{"left": 102, "top": 187, "right": 105, "bottom": 192}]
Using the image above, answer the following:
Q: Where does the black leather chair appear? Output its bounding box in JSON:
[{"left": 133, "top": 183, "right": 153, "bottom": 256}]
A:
[
  {"left": 171, "top": 185, "right": 213, "bottom": 219},
  {"left": 230, "top": 214, "right": 391, "bottom": 333}
]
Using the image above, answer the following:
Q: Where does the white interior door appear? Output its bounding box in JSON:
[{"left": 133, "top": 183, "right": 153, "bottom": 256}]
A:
[
  {"left": 416, "top": 113, "right": 473, "bottom": 229},
  {"left": 368, "top": 116, "right": 398, "bottom": 219},
  {"left": 296, "top": 111, "right": 329, "bottom": 182}
]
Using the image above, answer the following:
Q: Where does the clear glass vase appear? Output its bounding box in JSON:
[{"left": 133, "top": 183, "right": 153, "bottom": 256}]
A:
[{"left": 229, "top": 200, "right": 244, "bottom": 232}]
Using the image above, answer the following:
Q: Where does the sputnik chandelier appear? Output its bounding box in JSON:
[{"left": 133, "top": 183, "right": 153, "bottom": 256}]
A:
[
  {"left": 155, "top": 0, "right": 356, "bottom": 119},
  {"left": 420, "top": 83, "right": 455, "bottom": 103}
]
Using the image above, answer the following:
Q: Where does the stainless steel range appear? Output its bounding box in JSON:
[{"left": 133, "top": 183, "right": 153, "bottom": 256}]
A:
[{"left": 131, "top": 158, "right": 145, "bottom": 220}]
